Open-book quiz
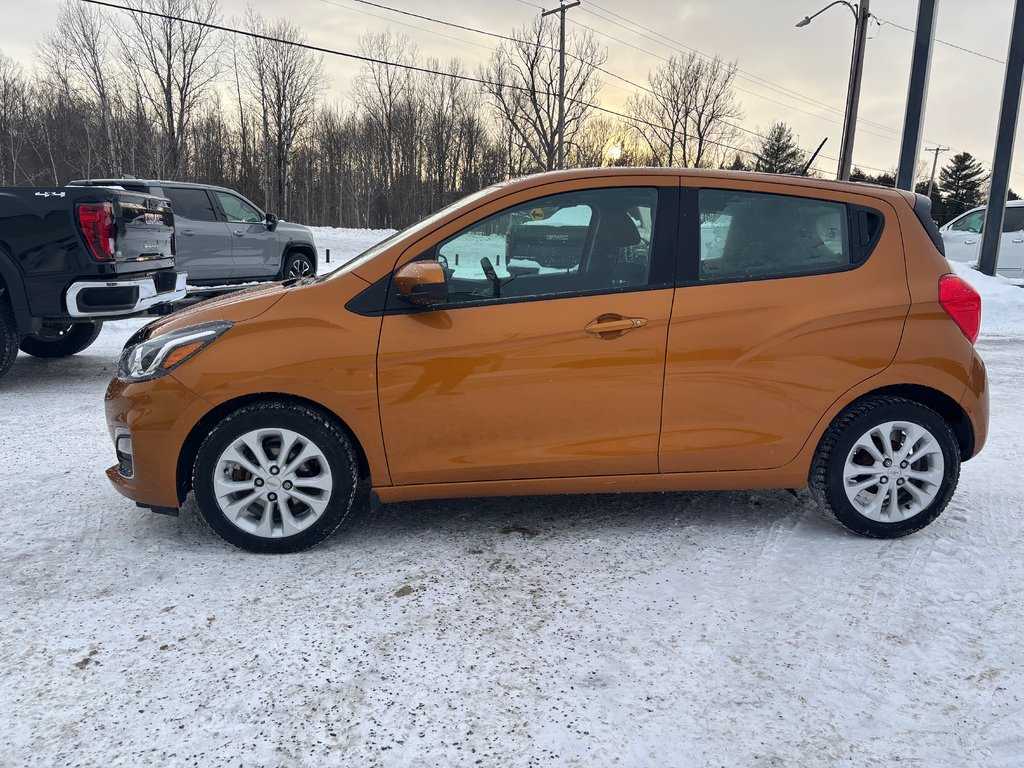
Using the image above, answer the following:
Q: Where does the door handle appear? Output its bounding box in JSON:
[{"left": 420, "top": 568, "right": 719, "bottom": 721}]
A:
[
  {"left": 232, "top": 230, "right": 245, "bottom": 237},
  {"left": 584, "top": 314, "right": 647, "bottom": 339},
  {"left": 1013, "top": 238, "right": 1024, "bottom": 243},
  {"left": 964, "top": 239, "right": 977, "bottom": 244},
  {"left": 181, "top": 229, "right": 195, "bottom": 236}
]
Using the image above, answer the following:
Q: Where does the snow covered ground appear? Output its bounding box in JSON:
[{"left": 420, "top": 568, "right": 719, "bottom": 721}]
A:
[{"left": 1, "top": 231, "right": 1023, "bottom": 766}]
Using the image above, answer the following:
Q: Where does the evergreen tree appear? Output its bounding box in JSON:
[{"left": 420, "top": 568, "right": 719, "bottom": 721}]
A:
[
  {"left": 727, "top": 153, "right": 748, "bottom": 171},
  {"left": 1009, "top": 188, "right": 1020, "bottom": 201},
  {"left": 754, "top": 122, "right": 804, "bottom": 174},
  {"left": 939, "top": 152, "right": 988, "bottom": 218}
]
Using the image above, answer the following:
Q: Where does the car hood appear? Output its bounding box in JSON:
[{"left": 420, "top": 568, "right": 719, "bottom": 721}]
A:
[
  {"left": 275, "top": 220, "right": 314, "bottom": 241},
  {"left": 141, "top": 281, "right": 293, "bottom": 340}
]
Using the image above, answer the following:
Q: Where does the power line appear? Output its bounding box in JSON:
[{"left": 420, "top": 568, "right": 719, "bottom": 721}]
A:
[{"left": 874, "top": 17, "right": 1006, "bottom": 65}]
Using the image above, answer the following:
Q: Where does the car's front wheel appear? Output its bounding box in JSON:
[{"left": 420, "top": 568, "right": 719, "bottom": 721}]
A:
[
  {"left": 19, "top": 320, "right": 103, "bottom": 358},
  {"left": 809, "top": 395, "right": 961, "bottom": 538},
  {"left": 193, "top": 401, "right": 360, "bottom": 553},
  {"left": 281, "top": 251, "right": 315, "bottom": 280}
]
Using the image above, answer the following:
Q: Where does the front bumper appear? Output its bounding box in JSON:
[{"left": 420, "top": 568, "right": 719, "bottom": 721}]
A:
[
  {"left": 105, "top": 372, "right": 211, "bottom": 509},
  {"left": 67, "top": 270, "right": 187, "bottom": 318}
]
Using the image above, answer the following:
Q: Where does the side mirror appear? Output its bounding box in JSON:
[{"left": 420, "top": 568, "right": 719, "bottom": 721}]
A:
[
  {"left": 265, "top": 213, "right": 279, "bottom": 231},
  {"left": 394, "top": 260, "right": 449, "bottom": 307}
]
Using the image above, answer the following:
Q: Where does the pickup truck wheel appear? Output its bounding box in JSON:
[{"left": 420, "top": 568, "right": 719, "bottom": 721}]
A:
[
  {"left": 19, "top": 321, "right": 103, "bottom": 358},
  {"left": 192, "top": 401, "right": 360, "bottom": 553},
  {"left": 281, "top": 251, "right": 314, "bottom": 279},
  {"left": 0, "top": 296, "right": 19, "bottom": 380}
]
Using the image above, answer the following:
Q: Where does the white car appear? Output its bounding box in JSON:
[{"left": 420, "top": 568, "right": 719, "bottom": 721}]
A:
[{"left": 939, "top": 200, "right": 1024, "bottom": 278}]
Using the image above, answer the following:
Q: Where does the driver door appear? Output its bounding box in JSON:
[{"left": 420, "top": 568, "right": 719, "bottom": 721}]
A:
[
  {"left": 375, "top": 180, "right": 679, "bottom": 486},
  {"left": 212, "top": 191, "right": 281, "bottom": 279}
]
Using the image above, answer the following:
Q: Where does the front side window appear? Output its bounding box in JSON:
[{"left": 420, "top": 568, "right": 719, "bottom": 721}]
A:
[
  {"left": 215, "top": 192, "right": 263, "bottom": 223},
  {"left": 950, "top": 210, "right": 984, "bottom": 233},
  {"left": 432, "top": 187, "right": 658, "bottom": 305},
  {"left": 699, "top": 189, "right": 850, "bottom": 281}
]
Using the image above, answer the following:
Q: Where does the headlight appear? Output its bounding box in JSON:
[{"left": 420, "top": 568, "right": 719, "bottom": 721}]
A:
[{"left": 118, "top": 320, "right": 232, "bottom": 381}]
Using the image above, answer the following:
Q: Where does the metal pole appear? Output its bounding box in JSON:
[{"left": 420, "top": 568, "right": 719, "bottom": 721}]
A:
[
  {"left": 925, "top": 146, "right": 948, "bottom": 199},
  {"left": 896, "top": 0, "right": 939, "bottom": 190},
  {"left": 542, "top": 0, "right": 579, "bottom": 171},
  {"left": 979, "top": 0, "right": 1024, "bottom": 276},
  {"left": 838, "top": 0, "right": 870, "bottom": 180}
]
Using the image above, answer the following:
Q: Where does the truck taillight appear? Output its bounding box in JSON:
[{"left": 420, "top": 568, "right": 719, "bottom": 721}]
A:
[
  {"left": 938, "top": 274, "right": 981, "bottom": 344},
  {"left": 77, "top": 202, "right": 116, "bottom": 261}
]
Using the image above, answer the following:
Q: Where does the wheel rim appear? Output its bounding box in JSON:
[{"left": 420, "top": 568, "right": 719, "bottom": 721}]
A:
[
  {"left": 213, "top": 428, "right": 333, "bottom": 538},
  {"left": 842, "top": 420, "right": 945, "bottom": 523},
  {"left": 287, "top": 258, "right": 312, "bottom": 278},
  {"left": 33, "top": 323, "right": 76, "bottom": 341}
]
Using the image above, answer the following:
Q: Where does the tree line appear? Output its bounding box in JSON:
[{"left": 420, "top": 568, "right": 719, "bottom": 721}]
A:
[{"left": 0, "top": 0, "right": 1006, "bottom": 228}]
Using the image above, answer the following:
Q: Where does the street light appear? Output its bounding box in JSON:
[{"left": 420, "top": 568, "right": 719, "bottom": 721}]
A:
[{"left": 796, "top": 1, "right": 872, "bottom": 181}]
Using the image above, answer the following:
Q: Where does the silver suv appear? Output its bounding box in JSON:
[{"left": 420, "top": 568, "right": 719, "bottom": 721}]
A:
[{"left": 68, "top": 178, "right": 317, "bottom": 284}]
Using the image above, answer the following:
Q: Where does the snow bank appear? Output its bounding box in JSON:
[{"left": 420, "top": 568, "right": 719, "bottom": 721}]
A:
[
  {"left": 950, "top": 261, "right": 1024, "bottom": 337},
  {"left": 309, "top": 226, "right": 395, "bottom": 275}
]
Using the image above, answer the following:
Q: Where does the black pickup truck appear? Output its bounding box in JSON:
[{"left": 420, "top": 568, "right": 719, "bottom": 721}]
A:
[{"left": 0, "top": 187, "right": 185, "bottom": 381}]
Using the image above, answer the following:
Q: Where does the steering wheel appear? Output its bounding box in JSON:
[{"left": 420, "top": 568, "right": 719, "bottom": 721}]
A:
[{"left": 480, "top": 257, "right": 501, "bottom": 297}]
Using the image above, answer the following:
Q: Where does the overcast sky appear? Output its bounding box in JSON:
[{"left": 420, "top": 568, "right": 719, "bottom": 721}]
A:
[{"left": 2, "top": 0, "right": 1021, "bottom": 186}]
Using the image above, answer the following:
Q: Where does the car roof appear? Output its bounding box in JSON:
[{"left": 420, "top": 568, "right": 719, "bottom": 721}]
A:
[
  {"left": 491, "top": 167, "right": 917, "bottom": 206},
  {"left": 69, "top": 178, "right": 240, "bottom": 195}
]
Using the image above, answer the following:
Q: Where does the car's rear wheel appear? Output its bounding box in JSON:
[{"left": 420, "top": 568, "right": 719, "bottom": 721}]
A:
[
  {"left": 809, "top": 396, "right": 961, "bottom": 537},
  {"left": 0, "top": 294, "right": 19, "bottom": 381},
  {"left": 281, "top": 251, "right": 315, "bottom": 280},
  {"left": 192, "top": 401, "right": 359, "bottom": 553},
  {"left": 19, "top": 321, "right": 103, "bottom": 358}
]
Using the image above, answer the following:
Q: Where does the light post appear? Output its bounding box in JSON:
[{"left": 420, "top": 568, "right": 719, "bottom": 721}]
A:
[{"left": 796, "top": 1, "right": 872, "bottom": 181}]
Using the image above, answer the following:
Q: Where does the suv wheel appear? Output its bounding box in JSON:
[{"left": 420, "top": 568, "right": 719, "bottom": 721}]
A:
[
  {"left": 0, "top": 294, "right": 19, "bottom": 380},
  {"left": 809, "top": 396, "right": 961, "bottom": 538},
  {"left": 18, "top": 320, "right": 103, "bottom": 358},
  {"left": 281, "top": 251, "right": 314, "bottom": 279},
  {"left": 192, "top": 401, "right": 360, "bottom": 553}
]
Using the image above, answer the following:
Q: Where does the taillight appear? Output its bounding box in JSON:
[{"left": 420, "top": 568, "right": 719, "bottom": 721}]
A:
[
  {"left": 77, "top": 202, "right": 116, "bottom": 261},
  {"left": 938, "top": 274, "right": 981, "bottom": 344}
]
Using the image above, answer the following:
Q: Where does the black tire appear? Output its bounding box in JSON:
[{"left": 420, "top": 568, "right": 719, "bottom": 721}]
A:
[
  {"left": 192, "top": 401, "right": 360, "bottom": 553},
  {"left": 0, "top": 294, "right": 19, "bottom": 381},
  {"left": 280, "top": 250, "right": 315, "bottom": 280},
  {"left": 809, "top": 395, "right": 961, "bottom": 538},
  {"left": 19, "top": 321, "right": 103, "bottom": 358}
]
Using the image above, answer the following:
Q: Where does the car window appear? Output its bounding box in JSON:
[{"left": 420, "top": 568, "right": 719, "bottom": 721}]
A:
[
  {"left": 165, "top": 188, "right": 218, "bottom": 222},
  {"left": 699, "top": 189, "right": 850, "bottom": 282},
  {"left": 950, "top": 211, "right": 984, "bottom": 233},
  {"left": 214, "top": 192, "right": 263, "bottom": 223},
  {"left": 1002, "top": 207, "right": 1024, "bottom": 233},
  {"left": 431, "top": 187, "right": 659, "bottom": 305}
]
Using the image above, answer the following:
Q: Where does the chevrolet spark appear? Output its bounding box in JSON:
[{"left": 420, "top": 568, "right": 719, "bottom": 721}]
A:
[{"left": 106, "top": 169, "right": 988, "bottom": 553}]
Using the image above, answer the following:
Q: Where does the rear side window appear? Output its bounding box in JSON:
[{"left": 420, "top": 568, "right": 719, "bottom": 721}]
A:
[
  {"left": 166, "top": 188, "right": 218, "bottom": 222},
  {"left": 1002, "top": 207, "right": 1024, "bottom": 233},
  {"left": 699, "top": 189, "right": 851, "bottom": 282}
]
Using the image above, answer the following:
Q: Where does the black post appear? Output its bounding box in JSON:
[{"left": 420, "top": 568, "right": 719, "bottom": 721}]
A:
[
  {"left": 896, "top": 0, "right": 939, "bottom": 190},
  {"left": 325, "top": 248, "right": 330, "bottom": 263},
  {"left": 979, "top": 0, "right": 1024, "bottom": 276}
]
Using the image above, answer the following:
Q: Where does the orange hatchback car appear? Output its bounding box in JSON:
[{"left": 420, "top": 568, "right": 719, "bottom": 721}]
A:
[{"left": 106, "top": 169, "right": 988, "bottom": 553}]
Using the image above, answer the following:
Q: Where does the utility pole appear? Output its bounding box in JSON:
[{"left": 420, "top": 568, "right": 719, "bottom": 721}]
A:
[
  {"left": 979, "top": 0, "right": 1024, "bottom": 276},
  {"left": 896, "top": 0, "right": 939, "bottom": 190},
  {"left": 924, "top": 146, "right": 948, "bottom": 199},
  {"left": 542, "top": 0, "right": 580, "bottom": 171},
  {"left": 794, "top": 1, "right": 871, "bottom": 181}
]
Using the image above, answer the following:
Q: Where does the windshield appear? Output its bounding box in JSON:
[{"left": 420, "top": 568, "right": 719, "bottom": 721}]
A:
[{"left": 321, "top": 185, "right": 499, "bottom": 280}]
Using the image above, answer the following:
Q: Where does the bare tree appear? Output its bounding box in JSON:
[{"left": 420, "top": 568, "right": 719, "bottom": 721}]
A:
[
  {"left": 37, "top": 1, "right": 120, "bottom": 173},
  {"left": 481, "top": 17, "right": 604, "bottom": 172},
  {"left": 627, "top": 53, "right": 741, "bottom": 168},
  {"left": 0, "top": 53, "right": 30, "bottom": 185},
  {"left": 121, "top": 0, "right": 222, "bottom": 176}
]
